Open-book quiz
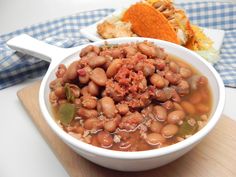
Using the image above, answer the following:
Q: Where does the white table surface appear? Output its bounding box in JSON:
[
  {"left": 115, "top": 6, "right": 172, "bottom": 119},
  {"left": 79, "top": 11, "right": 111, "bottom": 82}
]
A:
[{"left": 0, "top": 0, "right": 236, "bottom": 177}]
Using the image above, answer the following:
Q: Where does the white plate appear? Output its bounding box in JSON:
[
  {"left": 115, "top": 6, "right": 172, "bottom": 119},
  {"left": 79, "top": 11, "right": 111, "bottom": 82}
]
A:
[{"left": 80, "top": 9, "right": 225, "bottom": 52}]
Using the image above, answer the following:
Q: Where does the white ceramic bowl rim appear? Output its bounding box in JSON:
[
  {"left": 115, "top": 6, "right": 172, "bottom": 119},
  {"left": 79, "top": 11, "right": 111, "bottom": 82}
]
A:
[{"left": 39, "top": 37, "right": 225, "bottom": 159}]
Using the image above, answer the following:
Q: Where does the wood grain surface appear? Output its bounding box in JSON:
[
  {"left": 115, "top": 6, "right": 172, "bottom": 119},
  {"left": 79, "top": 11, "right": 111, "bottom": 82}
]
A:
[{"left": 17, "top": 81, "right": 236, "bottom": 177}]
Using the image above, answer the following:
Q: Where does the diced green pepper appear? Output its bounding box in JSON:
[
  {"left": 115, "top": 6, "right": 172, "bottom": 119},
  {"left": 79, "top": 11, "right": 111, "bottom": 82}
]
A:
[
  {"left": 177, "top": 120, "right": 198, "bottom": 137},
  {"left": 58, "top": 103, "right": 75, "bottom": 125},
  {"left": 65, "top": 84, "right": 75, "bottom": 102}
]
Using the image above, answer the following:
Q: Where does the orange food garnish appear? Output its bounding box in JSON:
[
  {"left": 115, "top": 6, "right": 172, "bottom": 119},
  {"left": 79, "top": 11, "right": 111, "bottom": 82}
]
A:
[{"left": 122, "top": 3, "right": 180, "bottom": 44}]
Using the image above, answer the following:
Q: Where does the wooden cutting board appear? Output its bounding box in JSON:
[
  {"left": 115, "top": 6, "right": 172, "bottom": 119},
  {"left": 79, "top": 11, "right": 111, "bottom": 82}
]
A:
[{"left": 17, "top": 81, "right": 236, "bottom": 177}]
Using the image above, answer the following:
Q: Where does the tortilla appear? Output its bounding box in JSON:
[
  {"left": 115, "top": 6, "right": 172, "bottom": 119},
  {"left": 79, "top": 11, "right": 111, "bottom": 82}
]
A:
[{"left": 122, "top": 3, "right": 180, "bottom": 44}]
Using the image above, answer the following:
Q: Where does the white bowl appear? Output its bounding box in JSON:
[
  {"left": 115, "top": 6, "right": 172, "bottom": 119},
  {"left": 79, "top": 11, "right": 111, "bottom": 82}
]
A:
[{"left": 7, "top": 35, "right": 225, "bottom": 171}]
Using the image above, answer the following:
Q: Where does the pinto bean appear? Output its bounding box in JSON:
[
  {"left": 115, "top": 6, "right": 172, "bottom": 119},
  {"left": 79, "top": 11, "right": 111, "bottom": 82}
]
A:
[
  {"left": 155, "top": 59, "right": 166, "bottom": 70},
  {"left": 164, "top": 79, "right": 170, "bottom": 87},
  {"left": 90, "top": 68, "right": 107, "bottom": 86},
  {"left": 64, "top": 61, "right": 79, "bottom": 81},
  {"left": 84, "top": 118, "right": 102, "bottom": 130},
  {"left": 104, "top": 120, "right": 117, "bottom": 132},
  {"left": 161, "top": 100, "right": 173, "bottom": 110},
  {"left": 196, "top": 103, "right": 210, "bottom": 114},
  {"left": 111, "top": 48, "right": 123, "bottom": 58},
  {"left": 150, "top": 121, "right": 163, "bottom": 133},
  {"left": 69, "top": 84, "right": 80, "bottom": 98},
  {"left": 165, "top": 71, "right": 181, "bottom": 85},
  {"left": 88, "top": 81, "right": 99, "bottom": 96},
  {"left": 106, "top": 59, "right": 122, "bottom": 78},
  {"left": 141, "top": 104, "right": 154, "bottom": 117},
  {"left": 144, "top": 64, "right": 155, "bottom": 77},
  {"left": 150, "top": 74, "right": 165, "bottom": 89},
  {"left": 77, "top": 107, "right": 98, "bottom": 119},
  {"left": 188, "top": 75, "right": 199, "bottom": 90},
  {"left": 100, "top": 97, "right": 117, "bottom": 118},
  {"left": 88, "top": 56, "right": 106, "bottom": 68},
  {"left": 189, "top": 92, "right": 202, "bottom": 104},
  {"left": 134, "top": 62, "right": 143, "bottom": 73},
  {"left": 169, "top": 61, "right": 180, "bottom": 73},
  {"left": 114, "top": 114, "right": 122, "bottom": 124},
  {"left": 70, "top": 126, "right": 84, "bottom": 134},
  {"left": 139, "top": 78, "right": 147, "bottom": 91},
  {"left": 138, "top": 43, "right": 158, "bottom": 57},
  {"left": 161, "top": 124, "right": 179, "bottom": 138},
  {"left": 146, "top": 133, "right": 166, "bottom": 145},
  {"left": 156, "top": 47, "right": 167, "bottom": 59},
  {"left": 199, "top": 88, "right": 209, "bottom": 102},
  {"left": 80, "top": 45, "right": 94, "bottom": 57},
  {"left": 78, "top": 66, "right": 92, "bottom": 84},
  {"left": 102, "top": 57, "right": 112, "bottom": 70},
  {"left": 49, "top": 91, "right": 57, "bottom": 105},
  {"left": 163, "top": 87, "right": 174, "bottom": 100},
  {"left": 181, "top": 101, "right": 196, "bottom": 115},
  {"left": 80, "top": 56, "right": 89, "bottom": 64},
  {"left": 119, "top": 111, "right": 143, "bottom": 130},
  {"left": 180, "top": 67, "right": 192, "bottom": 78},
  {"left": 123, "top": 46, "right": 137, "bottom": 57},
  {"left": 80, "top": 52, "right": 98, "bottom": 65},
  {"left": 167, "top": 110, "right": 185, "bottom": 124},
  {"left": 80, "top": 86, "right": 90, "bottom": 96},
  {"left": 197, "top": 76, "right": 208, "bottom": 87},
  {"left": 189, "top": 75, "right": 207, "bottom": 90},
  {"left": 56, "top": 64, "right": 67, "bottom": 78},
  {"left": 105, "top": 86, "right": 123, "bottom": 102},
  {"left": 173, "top": 102, "right": 184, "bottom": 111},
  {"left": 153, "top": 105, "right": 167, "bottom": 121},
  {"left": 154, "top": 89, "right": 168, "bottom": 102},
  {"left": 134, "top": 62, "right": 155, "bottom": 77},
  {"left": 171, "top": 90, "right": 181, "bottom": 103},
  {"left": 116, "top": 104, "right": 129, "bottom": 115},
  {"left": 176, "top": 80, "right": 190, "bottom": 96},
  {"left": 91, "top": 136, "right": 99, "bottom": 147},
  {"left": 54, "top": 86, "right": 65, "bottom": 98},
  {"left": 81, "top": 96, "right": 97, "bottom": 109},
  {"left": 49, "top": 78, "right": 63, "bottom": 90},
  {"left": 97, "top": 131, "right": 113, "bottom": 147},
  {"left": 93, "top": 46, "right": 100, "bottom": 54},
  {"left": 176, "top": 60, "right": 189, "bottom": 68},
  {"left": 86, "top": 52, "right": 97, "bottom": 59}
]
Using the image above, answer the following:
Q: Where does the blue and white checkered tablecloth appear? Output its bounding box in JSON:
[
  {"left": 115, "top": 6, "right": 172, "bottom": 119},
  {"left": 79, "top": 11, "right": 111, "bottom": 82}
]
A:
[{"left": 0, "top": 1, "right": 236, "bottom": 89}]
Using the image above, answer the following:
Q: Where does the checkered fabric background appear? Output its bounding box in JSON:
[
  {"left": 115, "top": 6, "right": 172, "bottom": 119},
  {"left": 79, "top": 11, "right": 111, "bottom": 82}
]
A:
[{"left": 0, "top": 1, "right": 236, "bottom": 89}]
